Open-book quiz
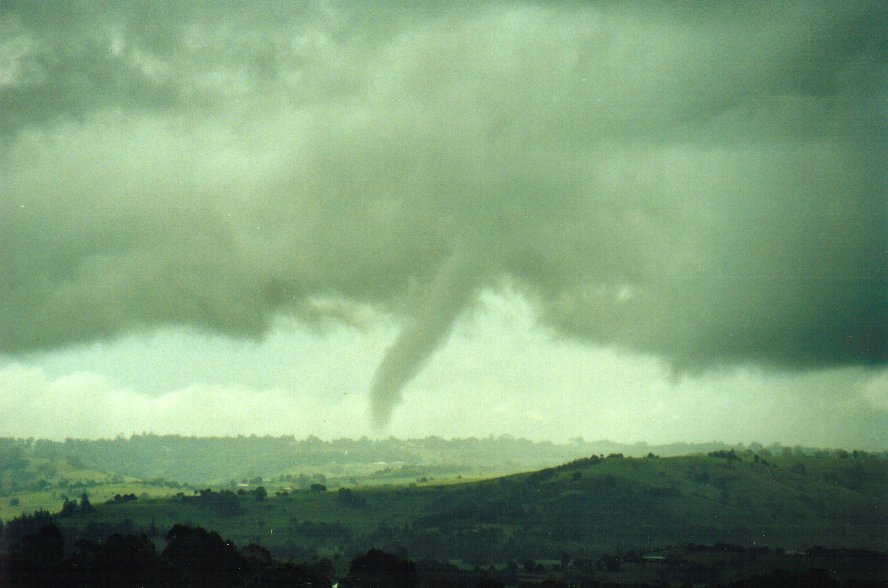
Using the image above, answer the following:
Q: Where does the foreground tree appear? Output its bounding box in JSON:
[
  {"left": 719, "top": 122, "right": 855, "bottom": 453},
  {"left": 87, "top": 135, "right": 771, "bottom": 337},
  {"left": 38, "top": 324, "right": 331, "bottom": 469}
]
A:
[
  {"left": 346, "top": 548, "right": 419, "bottom": 588},
  {"left": 162, "top": 524, "right": 244, "bottom": 587},
  {"left": 66, "top": 532, "right": 166, "bottom": 587},
  {"left": 8, "top": 523, "right": 65, "bottom": 586}
]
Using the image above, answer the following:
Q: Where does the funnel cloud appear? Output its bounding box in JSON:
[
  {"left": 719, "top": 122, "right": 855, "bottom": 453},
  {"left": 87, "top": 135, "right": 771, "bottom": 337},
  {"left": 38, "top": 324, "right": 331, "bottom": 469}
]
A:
[
  {"left": 370, "top": 252, "right": 480, "bottom": 427},
  {"left": 1, "top": 2, "right": 885, "bottom": 425}
]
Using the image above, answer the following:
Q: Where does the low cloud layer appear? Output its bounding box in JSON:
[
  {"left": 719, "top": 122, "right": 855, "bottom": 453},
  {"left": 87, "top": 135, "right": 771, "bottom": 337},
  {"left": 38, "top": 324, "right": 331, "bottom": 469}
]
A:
[
  {"left": 2, "top": 353, "right": 886, "bottom": 448},
  {"left": 1, "top": 2, "right": 885, "bottom": 425}
]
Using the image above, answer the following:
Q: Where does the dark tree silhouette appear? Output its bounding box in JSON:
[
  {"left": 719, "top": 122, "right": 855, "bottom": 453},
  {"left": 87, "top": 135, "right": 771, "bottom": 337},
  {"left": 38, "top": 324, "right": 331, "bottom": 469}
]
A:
[
  {"left": 348, "top": 548, "right": 420, "bottom": 588},
  {"left": 60, "top": 498, "right": 78, "bottom": 517},
  {"left": 162, "top": 524, "right": 244, "bottom": 587},
  {"left": 79, "top": 492, "right": 96, "bottom": 514},
  {"left": 3, "top": 510, "right": 55, "bottom": 544},
  {"left": 254, "top": 486, "right": 267, "bottom": 501},
  {"left": 66, "top": 532, "right": 166, "bottom": 587},
  {"left": 9, "top": 523, "right": 65, "bottom": 586}
]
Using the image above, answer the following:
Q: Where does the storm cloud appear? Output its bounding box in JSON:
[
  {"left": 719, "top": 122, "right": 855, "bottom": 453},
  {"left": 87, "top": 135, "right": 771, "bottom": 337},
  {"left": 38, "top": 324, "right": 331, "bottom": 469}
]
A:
[{"left": 1, "top": 2, "right": 885, "bottom": 425}]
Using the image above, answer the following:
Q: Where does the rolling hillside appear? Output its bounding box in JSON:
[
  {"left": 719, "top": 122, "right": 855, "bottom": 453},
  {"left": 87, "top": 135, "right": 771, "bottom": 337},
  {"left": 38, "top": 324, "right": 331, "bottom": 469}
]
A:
[
  {"left": 10, "top": 435, "right": 752, "bottom": 484},
  {"left": 7, "top": 449, "right": 882, "bottom": 565}
]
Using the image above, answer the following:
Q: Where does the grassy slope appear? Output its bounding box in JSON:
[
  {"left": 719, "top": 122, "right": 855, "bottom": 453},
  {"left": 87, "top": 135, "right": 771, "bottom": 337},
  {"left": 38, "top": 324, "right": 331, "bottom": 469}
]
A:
[
  {"left": 33, "top": 452, "right": 886, "bottom": 563},
  {"left": 20, "top": 435, "right": 755, "bottom": 486},
  {"left": 0, "top": 455, "right": 189, "bottom": 521}
]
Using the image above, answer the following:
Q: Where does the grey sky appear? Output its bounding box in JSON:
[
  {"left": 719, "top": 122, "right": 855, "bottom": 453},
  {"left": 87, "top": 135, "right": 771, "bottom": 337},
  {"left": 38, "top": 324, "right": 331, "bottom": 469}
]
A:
[{"left": 0, "top": 2, "right": 885, "bottom": 445}]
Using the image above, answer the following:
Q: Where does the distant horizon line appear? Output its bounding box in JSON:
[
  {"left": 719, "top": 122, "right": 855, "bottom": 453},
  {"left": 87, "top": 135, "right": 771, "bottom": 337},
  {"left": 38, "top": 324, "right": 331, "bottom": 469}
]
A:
[{"left": 3, "top": 433, "right": 885, "bottom": 453}]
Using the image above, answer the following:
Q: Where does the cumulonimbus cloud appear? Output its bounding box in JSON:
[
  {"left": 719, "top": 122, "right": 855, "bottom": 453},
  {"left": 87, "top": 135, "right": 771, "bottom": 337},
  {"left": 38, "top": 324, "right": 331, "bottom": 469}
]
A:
[{"left": 1, "top": 2, "right": 885, "bottom": 425}]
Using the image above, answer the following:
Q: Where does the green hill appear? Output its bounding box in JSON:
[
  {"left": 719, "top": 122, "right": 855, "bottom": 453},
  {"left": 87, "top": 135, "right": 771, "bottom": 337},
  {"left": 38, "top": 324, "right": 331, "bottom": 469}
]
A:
[
  {"left": 0, "top": 442, "right": 192, "bottom": 521},
  {"left": 17, "top": 450, "right": 884, "bottom": 565},
  {"left": 10, "top": 434, "right": 766, "bottom": 485}
]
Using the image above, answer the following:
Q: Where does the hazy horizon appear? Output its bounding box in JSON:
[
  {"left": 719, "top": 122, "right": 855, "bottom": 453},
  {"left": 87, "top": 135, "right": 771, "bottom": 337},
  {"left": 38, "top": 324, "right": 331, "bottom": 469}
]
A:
[
  {"left": 1, "top": 2, "right": 885, "bottom": 449},
  {"left": 4, "top": 429, "right": 885, "bottom": 454}
]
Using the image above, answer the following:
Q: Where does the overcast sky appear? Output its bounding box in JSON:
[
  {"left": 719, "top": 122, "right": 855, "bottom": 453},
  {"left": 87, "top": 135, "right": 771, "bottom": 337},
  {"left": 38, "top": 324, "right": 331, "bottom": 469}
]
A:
[{"left": 1, "top": 1, "right": 885, "bottom": 447}]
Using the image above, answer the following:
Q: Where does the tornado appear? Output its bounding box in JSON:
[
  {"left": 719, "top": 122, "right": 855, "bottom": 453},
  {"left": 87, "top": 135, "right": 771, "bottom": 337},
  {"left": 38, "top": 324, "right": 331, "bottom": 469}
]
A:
[{"left": 369, "top": 253, "right": 479, "bottom": 428}]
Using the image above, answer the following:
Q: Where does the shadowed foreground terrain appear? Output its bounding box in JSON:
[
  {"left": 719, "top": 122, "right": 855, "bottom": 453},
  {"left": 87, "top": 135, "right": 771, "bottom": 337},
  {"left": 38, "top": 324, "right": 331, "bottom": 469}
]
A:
[{"left": 3, "top": 520, "right": 885, "bottom": 586}]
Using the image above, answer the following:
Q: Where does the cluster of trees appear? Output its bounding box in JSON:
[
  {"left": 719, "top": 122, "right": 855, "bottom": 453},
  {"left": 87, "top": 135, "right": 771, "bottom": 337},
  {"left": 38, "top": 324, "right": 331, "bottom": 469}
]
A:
[
  {"left": 2, "top": 522, "right": 332, "bottom": 587},
  {"left": 181, "top": 489, "right": 243, "bottom": 517},
  {"left": 6, "top": 519, "right": 881, "bottom": 587},
  {"left": 59, "top": 494, "right": 95, "bottom": 517},
  {"left": 1, "top": 519, "right": 453, "bottom": 588},
  {"left": 345, "top": 548, "right": 419, "bottom": 587},
  {"left": 3, "top": 523, "right": 517, "bottom": 588},
  {"left": 107, "top": 493, "right": 138, "bottom": 504},
  {"left": 708, "top": 449, "right": 740, "bottom": 460},
  {"left": 274, "top": 472, "right": 328, "bottom": 489},
  {"left": 0, "top": 443, "right": 40, "bottom": 494}
]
